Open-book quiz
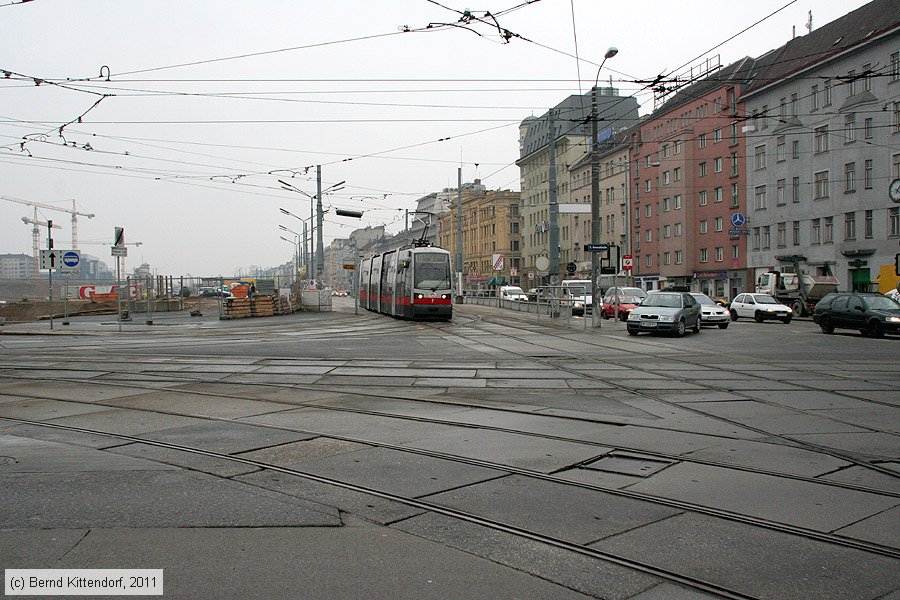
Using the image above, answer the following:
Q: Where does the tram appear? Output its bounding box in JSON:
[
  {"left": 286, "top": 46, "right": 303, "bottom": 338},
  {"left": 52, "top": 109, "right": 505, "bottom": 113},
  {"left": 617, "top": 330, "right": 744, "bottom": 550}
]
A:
[{"left": 359, "top": 242, "right": 453, "bottom": 320}]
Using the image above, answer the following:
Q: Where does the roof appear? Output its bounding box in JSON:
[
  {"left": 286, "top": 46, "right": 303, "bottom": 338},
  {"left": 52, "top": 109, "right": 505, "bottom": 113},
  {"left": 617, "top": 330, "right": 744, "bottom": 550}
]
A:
[
  {"left": 744, "top": 0, "right": 900, "bottom": 98},
  {"left": 648, "top": 57, "right": 755, "bottom": 120}
]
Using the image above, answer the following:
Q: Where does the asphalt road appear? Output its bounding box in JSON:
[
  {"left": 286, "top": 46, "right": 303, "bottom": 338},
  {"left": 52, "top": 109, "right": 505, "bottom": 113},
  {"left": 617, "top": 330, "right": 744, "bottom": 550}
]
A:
[{"left": 1, "top": 299, "right": 898, "bottom": 599}]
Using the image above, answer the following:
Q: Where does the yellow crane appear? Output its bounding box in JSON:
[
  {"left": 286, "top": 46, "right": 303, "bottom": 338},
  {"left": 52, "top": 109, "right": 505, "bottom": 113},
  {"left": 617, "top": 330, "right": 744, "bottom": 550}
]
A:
[{"left": 1, "top": 195, "right": 95, "bottom": 251}]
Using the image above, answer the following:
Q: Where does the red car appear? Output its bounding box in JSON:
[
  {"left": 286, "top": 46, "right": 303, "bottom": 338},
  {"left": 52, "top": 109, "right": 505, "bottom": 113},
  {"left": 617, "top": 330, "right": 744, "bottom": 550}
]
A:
[{"left": 601, "top": 288, "right": 647, "bottom": 321}]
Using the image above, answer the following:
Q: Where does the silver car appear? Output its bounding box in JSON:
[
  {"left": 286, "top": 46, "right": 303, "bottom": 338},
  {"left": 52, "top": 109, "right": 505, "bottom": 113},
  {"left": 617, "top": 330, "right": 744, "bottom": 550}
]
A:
[
  {"left": 627, "top": 292, "right": 701, "bottom": 337},
  {"left": 690, "top": 292, "right": 730, "bottom": 329}
]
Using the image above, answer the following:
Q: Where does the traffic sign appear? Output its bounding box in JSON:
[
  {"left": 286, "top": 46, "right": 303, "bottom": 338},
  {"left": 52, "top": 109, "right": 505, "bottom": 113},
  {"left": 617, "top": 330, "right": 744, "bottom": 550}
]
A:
[
  {"left": 583, "top": 243, "right": 610, "bottom": 252},
  {"left": 59, "top": 250, "right": 81, "bottom": 274},
  {"left": 39, "top": 249, "right": 57, "bottom": 270},
  {"left": 622, "top": 255, "right": 633, "bottom": 271},
  {"left": 111, "top": 246, "right": 128, "bottom": 257},
  {"left": 114, "top": 226, "right": 125, "bottom": 247},
  {"left": 492, "top": 253, "right": 504, "bottom": 271}
]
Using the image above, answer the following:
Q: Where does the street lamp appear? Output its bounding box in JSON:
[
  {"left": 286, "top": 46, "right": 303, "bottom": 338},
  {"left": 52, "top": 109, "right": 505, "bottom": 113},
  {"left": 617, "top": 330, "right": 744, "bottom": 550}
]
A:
[
  {"left": 280, "top": 207, "right": 312, "bottom": 281},
  {"left": 279, "top": 235, "right": 299, "bottom": 284},
  {"left": 591, "top": 46, "right": 618, "bottom": 328},
  {"left": 279, "top": 170, "right": 345, "bottom": 289}
]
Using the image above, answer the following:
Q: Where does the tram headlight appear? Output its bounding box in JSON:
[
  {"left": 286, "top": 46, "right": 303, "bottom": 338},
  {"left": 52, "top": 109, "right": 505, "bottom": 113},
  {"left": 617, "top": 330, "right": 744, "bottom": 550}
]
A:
[{"left": 415, "top": 293, "right": 424, "bottom": 299}]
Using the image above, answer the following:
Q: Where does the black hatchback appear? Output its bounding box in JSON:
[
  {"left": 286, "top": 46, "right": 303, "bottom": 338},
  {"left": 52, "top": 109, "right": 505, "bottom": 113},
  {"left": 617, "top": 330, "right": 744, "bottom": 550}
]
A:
[{"left": 812, "top": 292, "right": 900, "bottom": 338}]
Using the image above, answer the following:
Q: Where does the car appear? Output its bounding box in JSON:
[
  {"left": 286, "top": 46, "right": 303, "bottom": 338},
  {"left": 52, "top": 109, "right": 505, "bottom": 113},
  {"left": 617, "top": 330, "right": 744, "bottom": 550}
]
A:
[
  {"left": 812, "top": 292, "right": 900, "bottom": 338},
  {"left": 498, "top": 285, "right": 528, "bottom": 301},
  {"left": 601, "top": 291, "right": 645, "bottom": 321},
  {"left": 626, "top": 291, "right": 701, "bottom": 336},
  {"left": 690, "top": 292, "right": 730, "bottom": 329},
  {"left": 561, "top": 279, "right": 592, "bottom": 316},
  {"left": 729, "top": 293, "right": 793, "bottom": 323}
]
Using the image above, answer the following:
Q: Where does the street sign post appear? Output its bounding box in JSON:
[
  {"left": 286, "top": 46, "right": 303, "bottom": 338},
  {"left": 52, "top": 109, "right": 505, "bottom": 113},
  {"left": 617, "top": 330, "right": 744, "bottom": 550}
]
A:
[{"left": 59, "top": 250, "right": 81, "bottom": 275}]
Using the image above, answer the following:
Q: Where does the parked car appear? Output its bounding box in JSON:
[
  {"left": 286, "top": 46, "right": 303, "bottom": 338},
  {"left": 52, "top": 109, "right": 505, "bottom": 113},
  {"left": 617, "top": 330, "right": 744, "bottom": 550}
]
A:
[
  {"left": 498, "top": 285, "right": 528, "bottom": 301},
  {"left": 601, "top": 291, "right": 645, "bottom": 321},
  {"left": 626, "top": 291, "right": 701, "bottom": 336},
  {"left": 729, "top": 293, "right": 793, "bottom": 323},
  {"left": 561, "top": 279, "right": 592, "bottom": 316},
  {"left": 690, "top": 292, "right": 730, "bottom": 329},
  {"left": 812, "top": 292, "right": 900, "bottom": 338}
]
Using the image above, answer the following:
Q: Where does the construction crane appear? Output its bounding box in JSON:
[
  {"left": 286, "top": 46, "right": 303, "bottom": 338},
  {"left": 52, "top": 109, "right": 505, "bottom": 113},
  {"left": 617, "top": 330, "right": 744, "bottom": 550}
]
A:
[
  {"left": 1, "top": 195, "right": 95, "bottom": 251},
  {"left": 21, "top": 211, "right": 62, "bottom": 276}
]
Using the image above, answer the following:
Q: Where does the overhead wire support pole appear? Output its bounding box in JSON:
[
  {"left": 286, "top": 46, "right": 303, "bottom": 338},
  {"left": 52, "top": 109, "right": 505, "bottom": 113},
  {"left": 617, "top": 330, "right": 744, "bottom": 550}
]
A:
[
  {"left": 456, "top": 167, "right": 463, "bottom": 301},
  {"left": 548, "top": 109, "right": 559, "bottom": 287},
  {"left": 316, "top": 165, "right": 324, "bottom": 290}
]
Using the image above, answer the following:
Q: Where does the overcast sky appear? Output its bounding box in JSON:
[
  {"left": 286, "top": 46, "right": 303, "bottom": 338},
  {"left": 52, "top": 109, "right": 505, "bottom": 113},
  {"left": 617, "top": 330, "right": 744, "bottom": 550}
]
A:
[{"left": 0, "top": 0, "right": 869, "bottom": 276}]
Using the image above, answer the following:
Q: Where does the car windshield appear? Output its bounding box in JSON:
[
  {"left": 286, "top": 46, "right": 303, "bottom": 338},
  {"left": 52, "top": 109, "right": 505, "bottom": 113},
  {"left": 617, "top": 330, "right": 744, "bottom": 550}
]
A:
[
  {"left": 642, "top": 294, "right": 682, "bottom": 308},
  {"left": 414, "top": 253, "right": 451, "bottom": 289},
  {"left": 504, "top": 287, "right": 525, "bottom": 295},
  {"left": 865, "top": 296, "right": 900, "bottom": 310},
  {"left": 609, "top": 295, "right": 642, "bottom": 304},
  {"left": 691, "top": 294, "right": 716, "bottom": 306},
  {"left": 621, "top": 287, "right": 647, "bottom": 298},
  {"left": 753, "top": 295, "right": 779, "bottom": 304}
]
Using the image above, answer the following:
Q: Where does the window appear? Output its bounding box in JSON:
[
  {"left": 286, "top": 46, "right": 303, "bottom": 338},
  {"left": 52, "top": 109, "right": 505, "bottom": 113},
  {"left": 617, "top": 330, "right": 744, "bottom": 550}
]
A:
[
  {"left": 792, "top": 177, "right": 800, "bottom": 203},
  {"left": 779, "top": 96, "right": 786, "bottom": 119},
  {"left": 865, "top": 118, "right": 874, "bottom": 139},
  {"left": 646, "top": 229, "right": 652, "bottom": 242},
  {"left": 673, "top": 167, "right": 681, "bottom": 182},
  {"left": 814, "top": 171, "right": 829, "bottom": 199},
  {"left": 714, "top": 216, "right": 723, "bottom": 232},
  {"left": 664, "top": 225, "right": 671, "bottom": 239},
  {"left": 792, "top": 221, "right": 800, "bottom": 246},
  {"left": 790, "top": 93, "right": 798, "bottom": 116},
  {"left": 777, "top": 222, "right": 786, "bottom": 247},
  {"left": 732, "top": 244, "right": 739, "bottom": 259},
  {"left": 699, "top": 190, "right": 708, "bottom": 206},
  {"left": 776, "top": 136, "right": 786, "bottom": 161},
  {"left": 730, "top": 152, "right": 739, "bottom": 176},
  {"left": 674, "top": 194, "right": 682, "bottom": 210},
  {"left": 714, "top": 187, "right": 723, "bottom": 203},
  {"left": 863, "top": 63, "right": 872, "bottom": 92},
  {"left": 645, "top": 204, "right": 652, "bottom": 217},
  {"left": 663, "top": 171, "right": 670, "bottom": 185},
  {"left": 662, "top": 144, "right": 670, "bottom": 158},
  {"left": 699, "top": 161, "right": 707, "bottom": 176},
  {"left": 730, "top": 122, "right": 738, "bottom": 144},
  {"left": 674, "top": 222, "right": 682, "bottom": 236},
  {"left": 700, "top": 248, "right": 708, "bottom": 263},
  {"left": 674, "top": 140, "right": 681, "bottom": 154},
  {"left": 715, "top": 247, "right": 724, "bottom": 262},
  {"left": 890, "top": 207, "right": 900, "bottom": 237},
  {"left": 645, "top": 254, "right": 652, "bottom": 267},
  {"left": 847, "top": 69, "right": 857, "bottom": 96},
  {"left": 864, "top": 210, "right": 873, "bottom": 239},
  {"left": 754, "top": 145, "right": 766, "bottom": 170},
  {"left": 811, "top": 218, "right": 821, "bottom": 244},
  {"left": 752, "top": 228, "right": 760, "bottom": 250},
  {"left": 844, "top": 113, "right": 856, "bottom": 143},
  {"left": 824, "top": 79, "right": 832, "bottom": 105},
  {"left": 894, "top": 101, "right": 900, "bottom": 133},
  {"left": 811, "top": 84, "right": 819, "bottom": 110},
  {"left": 699, "top": 133, "right": 707, "bottom": 148},
  {"left": 755, "top": 185, "right": 767, "bottom": 210},
  {"left": 675, "top": 250, "right": 683, "bottom": 264},
  {"left": 663, "top": 252, "right": 671, "bottom": 265},
  {"left": 814, "top": 126, "right": 829, "bottom": 153},
  {"left": 824, "top": 216, "right": 833, "bottom": 243},
  {"left": 892, "top": 52, "right": 900, "bottom": 82},
  {"left": 761, "top": 104, "right": 768, "bottom": 128},
  {"left": 645, "top": 179, "right": 651, "bottom": 192},
  {"left": 845, "top": 162, "right": 856, "bottom": 193},
  {"left": 730, "top": 183, "right": 739, "bottom": 208},
  {"left": 774, "top": 179, "right": 785, "bottom": 205},
  {"left": 713, "top": 128, "right": 722, "bottom": 143},
  {"left": 663, "top": 197, "right": 670, "bottom": 212},
  {"left": 762, "top": 226, "right": 770, "bottom": 249},
  {"left": 865, "top": 159, "right": 873, "bottom": 189},
  {"left": 699, "top": 220, "right": 708, "bottom": 234},
  {"left": 714, "top": 157, "right": 723, "bottom": 172},
  {"left": 792, "top": 140, "right": 800, "bottom": 159}
]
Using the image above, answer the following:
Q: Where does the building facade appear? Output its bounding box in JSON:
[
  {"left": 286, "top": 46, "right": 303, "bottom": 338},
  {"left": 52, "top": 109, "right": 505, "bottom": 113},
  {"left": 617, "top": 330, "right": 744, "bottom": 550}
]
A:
[
  {"left": 631, "top": 59, "right": 752, "bottom": 297},
  {"left": 743, "top": 0, "right": 900, "bottom": 292},
  {"left": 0, "top": 253, "right": 36, "bottom": 279}
]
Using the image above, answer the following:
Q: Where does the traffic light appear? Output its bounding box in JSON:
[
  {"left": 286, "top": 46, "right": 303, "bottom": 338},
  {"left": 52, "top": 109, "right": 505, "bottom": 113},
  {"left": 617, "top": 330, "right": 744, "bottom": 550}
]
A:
[{"left": 335, "top": 209, "right": 363, "bottom": 218}]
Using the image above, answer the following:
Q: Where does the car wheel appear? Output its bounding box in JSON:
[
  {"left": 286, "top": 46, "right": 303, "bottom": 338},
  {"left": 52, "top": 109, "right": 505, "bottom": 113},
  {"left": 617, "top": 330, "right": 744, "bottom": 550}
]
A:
[
  {"left": 819, "top": 317, "right": 834, "bottom": 334},
  {"left": 754, "top": 311, "right": 764, "bottom": 323},
  {"left": 674, "top": 319, "right": 686, "bottom": 337},
  {"left": 718, "top": 323, "right": 729, "bottom": 329},
  {"left": 627, "top": 328, "right": 639, "bottom": 336},
  {"left": 619, "top": 311, "right": 628, "bottom": 322},
  {"left": 601, "top": 310, "right": 609, "bottom": 319},
  {"left": 790, "top": 299, "right": 804, "bottom": 317},
  {"left": 781, "top": 314, "right": 792, "bottom": 324},
  {"left": 730, "top": 309, "right": 739, "bottom": 321},
  {"left": 868, "top": 321, "right": 885, "bottom": 339},
  {"left": 692, "top": 319, "right": 700, "bottom": 334}
]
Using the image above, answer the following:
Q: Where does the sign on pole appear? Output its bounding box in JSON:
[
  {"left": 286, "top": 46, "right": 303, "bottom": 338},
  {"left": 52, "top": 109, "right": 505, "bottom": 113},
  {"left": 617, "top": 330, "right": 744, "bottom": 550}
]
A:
[
  {"left": 39, "top": 249, "right": 57, "bottom": 270},
  {"left": 492, "top": 253, "right": 504, "bottom": 271},
  {"left": 111, "top": 246, "right": 128, "bottom": 257},
  {"left": 622, "top": 255, "right": 633, "bottom": 271},
  {"left": 59, "top": 250, "right": 81, "bottom": 275}
]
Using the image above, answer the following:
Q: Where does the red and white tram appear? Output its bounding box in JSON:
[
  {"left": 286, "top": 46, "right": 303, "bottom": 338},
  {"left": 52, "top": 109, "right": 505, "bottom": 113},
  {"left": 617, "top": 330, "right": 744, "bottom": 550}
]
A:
[{"left": 359, "top": 243, "right": 453, "bottom": 320}]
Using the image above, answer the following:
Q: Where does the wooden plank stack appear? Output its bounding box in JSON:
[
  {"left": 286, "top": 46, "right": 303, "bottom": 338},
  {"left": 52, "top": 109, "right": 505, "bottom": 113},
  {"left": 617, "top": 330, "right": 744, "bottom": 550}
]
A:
[
  {"left": 222, "top": 297, "right": 252, "bottom": 319},
  {"left": 274, "top": 294, "right": 293, "bottom": 315},
  {"left": 250, "top": 296, "right": 275, "bottom": 317}
]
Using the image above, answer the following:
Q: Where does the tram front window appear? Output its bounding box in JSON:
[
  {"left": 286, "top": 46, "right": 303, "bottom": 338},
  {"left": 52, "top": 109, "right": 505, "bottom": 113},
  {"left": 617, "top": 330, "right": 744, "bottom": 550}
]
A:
[{"left": 415, "top": 254, "right": 451, "bottom": 290}]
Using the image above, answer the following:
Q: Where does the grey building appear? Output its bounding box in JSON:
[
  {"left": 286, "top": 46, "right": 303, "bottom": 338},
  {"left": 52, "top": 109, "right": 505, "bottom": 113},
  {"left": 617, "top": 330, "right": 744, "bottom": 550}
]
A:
[{"left": 743, "top": 0, "right": 900, "bottom": 292}]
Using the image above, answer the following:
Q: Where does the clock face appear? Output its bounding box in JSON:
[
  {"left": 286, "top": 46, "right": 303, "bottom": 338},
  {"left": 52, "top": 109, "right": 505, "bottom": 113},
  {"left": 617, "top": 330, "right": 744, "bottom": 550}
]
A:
[{"left": 891, "top": 179, "right": 900, "bottom": 203}]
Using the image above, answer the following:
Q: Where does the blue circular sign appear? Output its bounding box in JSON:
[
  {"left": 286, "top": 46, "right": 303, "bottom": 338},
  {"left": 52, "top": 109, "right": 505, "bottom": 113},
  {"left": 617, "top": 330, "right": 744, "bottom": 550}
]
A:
[
  {"left": 731, "top": 213, "right": 746, "bottom": 228},
  {"left": 62, "top": 251, "right": 80, "bottom": 267}
]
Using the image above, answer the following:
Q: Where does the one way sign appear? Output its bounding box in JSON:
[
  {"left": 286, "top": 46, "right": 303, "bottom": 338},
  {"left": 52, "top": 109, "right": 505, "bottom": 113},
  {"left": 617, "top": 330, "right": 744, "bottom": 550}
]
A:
[{"left": 39, "top": 249, "right": 57, "bottom": 270}]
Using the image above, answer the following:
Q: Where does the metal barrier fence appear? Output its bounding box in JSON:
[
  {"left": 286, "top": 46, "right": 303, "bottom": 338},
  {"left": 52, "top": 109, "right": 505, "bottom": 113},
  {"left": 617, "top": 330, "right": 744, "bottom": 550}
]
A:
[{"left": 460, "top": 286, "right": 589, "bottom": 330}]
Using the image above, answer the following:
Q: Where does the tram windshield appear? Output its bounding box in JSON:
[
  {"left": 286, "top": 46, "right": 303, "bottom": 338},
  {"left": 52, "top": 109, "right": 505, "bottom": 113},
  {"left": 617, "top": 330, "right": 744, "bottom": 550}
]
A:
[{"left": 414, "top": 253, "right": 451, "bottom": 290}]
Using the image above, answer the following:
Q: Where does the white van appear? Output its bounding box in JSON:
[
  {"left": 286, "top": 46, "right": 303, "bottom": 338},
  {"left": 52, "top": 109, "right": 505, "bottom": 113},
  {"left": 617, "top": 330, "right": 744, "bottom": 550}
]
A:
[
  {"left": 561, "top": 280, "right": 592, "bottom": 315},
  {"left": 498, "top": 286, "right": 528, "bottom": 301}
]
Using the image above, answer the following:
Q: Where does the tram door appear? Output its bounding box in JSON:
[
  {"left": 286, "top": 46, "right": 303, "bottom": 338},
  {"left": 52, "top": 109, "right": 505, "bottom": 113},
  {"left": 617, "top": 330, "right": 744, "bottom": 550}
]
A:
[
  {"left": 381, "top": 251, "right": 396, "bottom": 315},
  {"left": 371, "top": 254, "right": 383, "bottom": 313}
]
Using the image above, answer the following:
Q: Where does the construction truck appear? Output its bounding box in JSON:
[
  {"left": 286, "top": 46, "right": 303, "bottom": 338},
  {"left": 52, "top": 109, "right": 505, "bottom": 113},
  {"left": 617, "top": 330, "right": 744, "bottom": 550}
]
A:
[{"left": 755, "top": 255, "right": 839, "bottom": 317}]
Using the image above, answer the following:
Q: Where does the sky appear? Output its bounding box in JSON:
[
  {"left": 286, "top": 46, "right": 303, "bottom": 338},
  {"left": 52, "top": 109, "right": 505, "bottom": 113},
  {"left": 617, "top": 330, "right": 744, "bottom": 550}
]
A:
[{"left": 0, "top": 0, "right": 871, "bottom": 276}]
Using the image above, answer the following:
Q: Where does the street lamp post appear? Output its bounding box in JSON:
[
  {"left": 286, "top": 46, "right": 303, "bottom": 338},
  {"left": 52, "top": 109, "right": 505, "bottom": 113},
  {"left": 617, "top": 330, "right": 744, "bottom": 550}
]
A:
[
  {"left": 280, "top": 207, "right": 312, "bottom": 282},
  {"left": 591, "top": 46, "right": 618, "bottom": 328}
]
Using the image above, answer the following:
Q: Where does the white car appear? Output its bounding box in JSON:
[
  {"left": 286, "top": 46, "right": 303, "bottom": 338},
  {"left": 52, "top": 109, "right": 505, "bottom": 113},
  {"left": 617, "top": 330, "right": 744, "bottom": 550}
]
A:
[
  {"left": 690, "top": 292, "right": 730, "bottom": 329},
  {"left": 498, "top": 286, "right": 528, "bottom": 301},
  {"left": 729, "top": 293, "right": 793, "bottom": 323}
]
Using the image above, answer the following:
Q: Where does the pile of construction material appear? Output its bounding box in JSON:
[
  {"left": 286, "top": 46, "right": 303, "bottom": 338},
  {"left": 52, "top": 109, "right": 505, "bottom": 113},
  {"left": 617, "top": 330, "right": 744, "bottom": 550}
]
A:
[
  {"left": 222, "top": 297, "right": 252, "bottom": 319},
  {"left": 250, "top": 296, "right": 275, "bottom": 317}
]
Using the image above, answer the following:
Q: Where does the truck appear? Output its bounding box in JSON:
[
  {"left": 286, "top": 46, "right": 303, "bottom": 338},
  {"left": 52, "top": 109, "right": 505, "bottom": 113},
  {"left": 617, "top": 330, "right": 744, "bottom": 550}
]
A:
[{"left": 755, "top": 255, "right": 839, "bottom": 317}]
